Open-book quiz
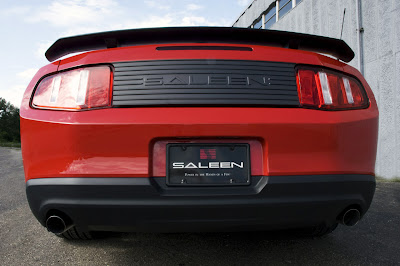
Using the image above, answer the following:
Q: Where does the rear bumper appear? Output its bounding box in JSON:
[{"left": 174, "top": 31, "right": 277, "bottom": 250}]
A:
[
  {"left": 20, "top": 106, "right": 379, "bottom": 180},
  {"left": 26, "top": 174, "right": 376, "bottom": 232}
]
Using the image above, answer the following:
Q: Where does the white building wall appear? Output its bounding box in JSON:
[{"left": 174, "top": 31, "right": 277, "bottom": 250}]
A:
[{"left": 233, "top": 0, "right": 400, "bottom": 179}]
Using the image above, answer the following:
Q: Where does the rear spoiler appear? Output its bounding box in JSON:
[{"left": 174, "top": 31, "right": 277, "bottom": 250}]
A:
[{"left": 45, "top": 27, "right": 355, "bottom": 62}]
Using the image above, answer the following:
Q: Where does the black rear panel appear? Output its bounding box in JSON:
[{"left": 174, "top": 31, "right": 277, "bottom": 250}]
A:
[{"left": 112, "top": 60, "right": 299, "bottom": 107}]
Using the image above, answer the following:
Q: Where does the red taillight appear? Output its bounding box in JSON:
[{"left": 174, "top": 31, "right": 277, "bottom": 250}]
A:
[
  {"left": 32, "top": 66, "right": 112, "bottom": 110},
  {"left": 296, "top": 67, "right": 369, "bottom": 110}
]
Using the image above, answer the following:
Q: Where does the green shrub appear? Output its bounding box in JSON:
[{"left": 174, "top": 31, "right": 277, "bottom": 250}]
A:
[{"left": 0, "top": 97, "right": 20, "bottom": 143}]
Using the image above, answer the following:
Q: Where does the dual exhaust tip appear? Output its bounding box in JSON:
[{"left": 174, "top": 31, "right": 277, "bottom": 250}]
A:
[
  {"left": 46, "top": 215, "right": 73, "bottom": 235},
  {"left": 45, "top": 207, "right": 361, "bottom": 234}
]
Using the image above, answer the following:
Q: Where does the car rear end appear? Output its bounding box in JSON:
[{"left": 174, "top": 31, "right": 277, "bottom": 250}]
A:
[{"left": 21, "top": 27, "right": 378, "bottom": 239}]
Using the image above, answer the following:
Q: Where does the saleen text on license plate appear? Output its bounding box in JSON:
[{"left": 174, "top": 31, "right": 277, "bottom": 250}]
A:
[{"left": 167, "top": 143, "right": 250, "bottom": 186}]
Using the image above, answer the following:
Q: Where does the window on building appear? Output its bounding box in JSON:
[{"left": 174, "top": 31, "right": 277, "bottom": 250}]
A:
[
  {"left": 251, "top": 0, "right": 301, "bottom": 29},
  {"left": 253, "top": 18, "right": 262, "bottom": 29},
  {"left": 264, "top": 5, "right": 276, "bottom": 29},
  {"left": 280, "top": 0, "right": 291, "bottom": 7},
  {"left": 279, "top": 0, "right": 292, "bottom": 18}
]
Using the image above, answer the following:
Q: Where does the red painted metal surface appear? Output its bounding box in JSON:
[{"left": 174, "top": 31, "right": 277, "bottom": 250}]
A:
[{"left": 20, "top": 43, "right": 378, "bottom": 182}]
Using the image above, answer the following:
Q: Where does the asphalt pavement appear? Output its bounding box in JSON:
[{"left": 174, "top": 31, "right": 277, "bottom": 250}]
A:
[{"left": 0, "top": 147, "right": 399, "bottom": 265}]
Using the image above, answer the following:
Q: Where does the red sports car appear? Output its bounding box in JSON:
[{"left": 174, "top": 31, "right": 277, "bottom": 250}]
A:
[{"left": 21, "top": 27, "right": 378, "bottom": 240}]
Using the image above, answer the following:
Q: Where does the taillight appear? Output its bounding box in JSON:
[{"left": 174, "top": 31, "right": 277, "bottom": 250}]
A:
[
  {"left": 32, "top": 66, "right": 112, "bottom": 110},
  {"left": 296, "top": 67, "right": 369, "bottom": 110}
]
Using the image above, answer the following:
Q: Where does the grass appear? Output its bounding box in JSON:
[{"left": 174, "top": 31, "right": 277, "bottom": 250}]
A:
[
  {"left": 0, "top": 142, "right": 21, "bottom": 148},
  {"left": 375, "top": 176, "right": 400, "bottom": 182}
]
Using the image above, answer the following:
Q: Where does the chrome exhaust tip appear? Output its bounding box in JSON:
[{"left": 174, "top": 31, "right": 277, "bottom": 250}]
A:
[
  {"left": 46, "top": 215, "right": 73, "bottom": 234},
  {"left": 339, "top": 208, "right": 361, "bottom": 226}
]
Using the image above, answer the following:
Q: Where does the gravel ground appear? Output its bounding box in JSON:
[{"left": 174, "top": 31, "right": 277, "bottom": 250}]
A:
[{"left": 0, "top": 147, "right": 399, "bottom": 265}]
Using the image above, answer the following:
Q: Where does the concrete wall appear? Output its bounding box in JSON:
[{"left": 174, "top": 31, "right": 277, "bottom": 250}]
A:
[
  {"left": 233, "top": 0, "right": 400, "bottom": 179},
  {"left": 360, "top": 0, "right": 400, "bottom": 179},
  {"left": 233, "top": 0, "right": 276, "bottom": 28}
]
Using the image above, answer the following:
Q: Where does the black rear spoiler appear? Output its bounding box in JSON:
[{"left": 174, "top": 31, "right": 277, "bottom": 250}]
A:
[{"left": 45, "top": 27, "right": 355, "bottom": 62}]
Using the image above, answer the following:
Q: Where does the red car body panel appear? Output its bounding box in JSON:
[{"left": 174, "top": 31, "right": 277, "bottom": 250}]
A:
[{"left": 21, "top": 43, "right": 378, "bottom": 182}]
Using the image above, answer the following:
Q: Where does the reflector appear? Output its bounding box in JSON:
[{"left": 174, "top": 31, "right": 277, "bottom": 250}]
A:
[
  {"left": 296, "top": 69, "right": 322, "bottom": 107},
  {"left": 349, "top": 78, "right": 367, "bottom": 107}
]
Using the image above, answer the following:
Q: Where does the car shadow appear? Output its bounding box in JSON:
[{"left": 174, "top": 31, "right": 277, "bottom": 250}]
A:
[{"left": 61, "top": 228, "right": 364, "bottom": 265}]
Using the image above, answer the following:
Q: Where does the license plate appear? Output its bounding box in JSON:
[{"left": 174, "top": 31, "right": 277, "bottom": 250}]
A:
[{"left": 166, "top": 143, "right": 250, "bottom": 186}]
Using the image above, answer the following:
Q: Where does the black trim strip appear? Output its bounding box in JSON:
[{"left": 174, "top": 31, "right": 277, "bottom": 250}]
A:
[
  {"left": 113, "top": 60, "right": 292, "bottom": 68},
  {"left": 112, "top": 99, "right": 300, "bottom": 106},
  {"left": 156, "top": 45, "right": 253, "bottom": 51},
  {"left": 113, "top": 89, "right": 298, "bottom": 96},
  {"left": 26, "top": 174, "right": 375, "bottom": 199}
]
